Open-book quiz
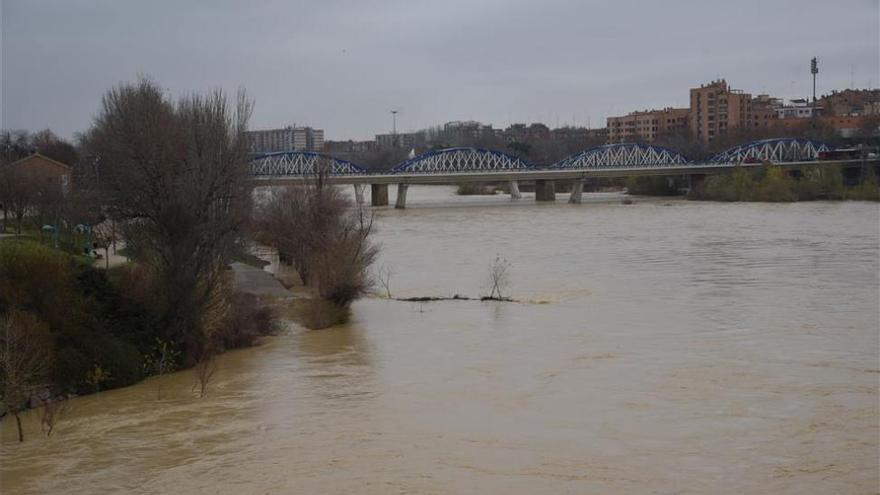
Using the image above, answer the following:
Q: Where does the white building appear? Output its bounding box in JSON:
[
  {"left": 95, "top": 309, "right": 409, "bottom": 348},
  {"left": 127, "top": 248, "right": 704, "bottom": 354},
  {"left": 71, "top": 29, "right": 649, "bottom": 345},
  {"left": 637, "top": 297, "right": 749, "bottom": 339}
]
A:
[{"left": 777, "top": 99, "right": 820, "bottom": 119}]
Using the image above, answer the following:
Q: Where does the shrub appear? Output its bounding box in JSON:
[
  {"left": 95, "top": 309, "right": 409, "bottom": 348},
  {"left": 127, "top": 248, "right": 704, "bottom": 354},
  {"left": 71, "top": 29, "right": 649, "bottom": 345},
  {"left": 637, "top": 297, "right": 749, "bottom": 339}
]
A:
[
  {"left": 301, "top": 298, "right": 350, "bottom": 330},
  {"left": 456, "top": 183, "right": 498, "bottom": 195},
  {"left": 213, "top": 292, "right": 277, "bottom": 349},
  {"left": 754, "top": 166, "right": 796, "bottom": 202},
  {"left": 625, "top": 176, "right": 681, "bottom": 196}
]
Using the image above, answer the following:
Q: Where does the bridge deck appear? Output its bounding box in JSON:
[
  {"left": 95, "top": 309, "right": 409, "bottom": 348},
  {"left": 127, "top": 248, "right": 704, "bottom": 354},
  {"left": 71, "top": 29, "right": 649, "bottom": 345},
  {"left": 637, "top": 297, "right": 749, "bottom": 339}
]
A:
[{"left": 249, "top": 159, "right": 875, "bottom": 186}]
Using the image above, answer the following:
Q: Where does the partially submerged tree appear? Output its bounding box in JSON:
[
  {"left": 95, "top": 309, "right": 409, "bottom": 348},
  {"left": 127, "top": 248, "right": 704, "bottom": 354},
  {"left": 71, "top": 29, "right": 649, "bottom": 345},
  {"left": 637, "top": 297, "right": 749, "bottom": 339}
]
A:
[
  {"left": 254, "top": 168, "right": 379, "bottom": 327},
  {"left": 485, "top": 256, "right": 512, "bottom": 300},
  {"left": 87, "top": 78, "right": 253, "bottom": 361},
  {"left": 376, "top": 264, "right": 394, "bottom": 299},
  {"left": 0, "top": 310, "right": 53, "bottom": 442}
]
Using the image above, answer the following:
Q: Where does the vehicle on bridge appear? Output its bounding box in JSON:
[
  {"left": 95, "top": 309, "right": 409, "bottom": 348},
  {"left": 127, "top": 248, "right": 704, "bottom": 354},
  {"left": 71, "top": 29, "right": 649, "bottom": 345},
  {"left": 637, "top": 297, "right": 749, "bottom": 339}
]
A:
[{"left": 818, "top": 147, "right": 876, "bottom": 161}]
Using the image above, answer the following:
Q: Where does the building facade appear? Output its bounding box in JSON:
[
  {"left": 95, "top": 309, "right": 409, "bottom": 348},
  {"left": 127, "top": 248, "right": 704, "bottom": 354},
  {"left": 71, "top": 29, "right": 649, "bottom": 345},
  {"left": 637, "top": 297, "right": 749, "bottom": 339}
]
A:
[
  {"left": 375, "top": 132, "right": 421, "bottom": 149},
  {"left": 689, "top": 79, "right": 753, "bottom": 143},
  {"left": 819, "top": 89, "right": 880, "bottom": 116},
  {"left": 2, "top": 153, "right": 72, "bottom": 197},
  {"left": 776, "top": 98, "right": 817, "bottom": 119},
  {"left": 606, "top": 107, "right": 689, "bottom": 143},
  {"left": 244, "top": 126, "right": 325, "bottom": 152}
]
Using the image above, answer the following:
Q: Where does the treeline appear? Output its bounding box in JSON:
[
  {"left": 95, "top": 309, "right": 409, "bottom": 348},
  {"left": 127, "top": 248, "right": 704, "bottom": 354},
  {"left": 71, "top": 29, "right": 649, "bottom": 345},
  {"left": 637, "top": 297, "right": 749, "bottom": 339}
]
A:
[
  {"left": 691, "top": 165, "right": 879, "bottom": 202},
  {"left": 623, "top": 165, "right": 879, "bottom": 201}
]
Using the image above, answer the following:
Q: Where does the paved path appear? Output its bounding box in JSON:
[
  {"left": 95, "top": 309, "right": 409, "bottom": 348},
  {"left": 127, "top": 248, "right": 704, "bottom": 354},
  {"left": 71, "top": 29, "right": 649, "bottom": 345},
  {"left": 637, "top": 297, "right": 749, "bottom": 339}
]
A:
[{"left": 229, "top": 262, "right": 295, "bottom": 298}]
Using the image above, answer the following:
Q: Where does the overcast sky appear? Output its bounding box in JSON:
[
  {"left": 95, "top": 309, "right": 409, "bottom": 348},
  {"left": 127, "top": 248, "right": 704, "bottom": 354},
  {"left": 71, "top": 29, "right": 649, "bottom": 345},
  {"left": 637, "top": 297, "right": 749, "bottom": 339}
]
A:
[{"left": 2, "top": 0, "right": 878, "bottom": 141}]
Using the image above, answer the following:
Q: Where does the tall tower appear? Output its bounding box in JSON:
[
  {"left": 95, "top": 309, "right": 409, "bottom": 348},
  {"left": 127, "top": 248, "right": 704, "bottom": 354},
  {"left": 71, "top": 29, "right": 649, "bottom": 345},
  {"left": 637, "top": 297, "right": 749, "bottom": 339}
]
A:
[{"left": 811, "top": 57, "right": 819, "bottom": 104}]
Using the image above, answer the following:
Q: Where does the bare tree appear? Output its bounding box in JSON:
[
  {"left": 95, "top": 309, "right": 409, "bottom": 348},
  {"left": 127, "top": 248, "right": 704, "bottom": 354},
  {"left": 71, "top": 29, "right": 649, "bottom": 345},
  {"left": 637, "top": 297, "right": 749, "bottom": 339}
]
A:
[
  {"left": 192, "top": 277, "right": 229, "bottom": 398},
  {"left": 0, "top": 310, "right": 53, "bottom": 442},
  {"left": 39, "top": 397, "right": 67, "bottom": 437},
  {"left": 309, "top": 202, "right": 379, "bottom": 307},
  {"left": 87, "top": 78, "right": 253, "bottom": 362},
  {"left": 254, "top": 167, "right": 379, "bottom": 309},
  {"left": 485, "top": 256, "right": 512, "bottom": 300},
  {"left": 377, "top": 264, "right": 394, "bottom": 298}
]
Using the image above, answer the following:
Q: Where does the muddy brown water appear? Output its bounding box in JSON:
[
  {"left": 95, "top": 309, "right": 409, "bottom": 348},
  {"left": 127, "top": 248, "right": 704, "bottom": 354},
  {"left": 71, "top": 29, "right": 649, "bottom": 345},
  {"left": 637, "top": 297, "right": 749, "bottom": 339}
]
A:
[{"left": 2, "top": 188, "right": 878, "bottom": 494}]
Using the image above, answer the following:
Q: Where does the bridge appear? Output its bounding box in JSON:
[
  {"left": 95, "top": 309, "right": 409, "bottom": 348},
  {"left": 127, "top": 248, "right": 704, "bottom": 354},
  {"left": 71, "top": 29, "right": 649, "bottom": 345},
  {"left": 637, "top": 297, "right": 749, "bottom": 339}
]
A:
[{"left": 247, "top": 138, "right": 870, "bottom": 208}]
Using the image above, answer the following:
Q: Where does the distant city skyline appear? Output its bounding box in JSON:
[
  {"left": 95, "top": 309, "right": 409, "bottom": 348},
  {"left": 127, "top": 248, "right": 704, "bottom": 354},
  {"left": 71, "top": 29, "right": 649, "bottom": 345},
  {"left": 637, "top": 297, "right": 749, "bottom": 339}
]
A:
[{"left": 2, "top": 0, "right": 878, "bottom": 141}]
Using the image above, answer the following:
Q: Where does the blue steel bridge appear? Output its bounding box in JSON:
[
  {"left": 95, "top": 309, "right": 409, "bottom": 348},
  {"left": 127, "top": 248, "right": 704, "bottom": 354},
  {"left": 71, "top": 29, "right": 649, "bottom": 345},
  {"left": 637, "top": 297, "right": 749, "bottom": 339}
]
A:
[{"left": 247, "top": 138, "right": 865, "bottom": 208}]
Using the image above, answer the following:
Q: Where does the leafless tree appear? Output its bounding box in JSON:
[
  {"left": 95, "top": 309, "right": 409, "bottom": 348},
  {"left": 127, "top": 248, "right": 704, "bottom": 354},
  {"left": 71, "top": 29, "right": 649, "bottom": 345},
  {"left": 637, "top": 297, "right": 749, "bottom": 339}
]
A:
[
  {"left": 39, "top": 397, "right": 67, "bottom": 437},
  {"left": 86, "top": 78, "right": 253, "bottom": 362},
  {"left": 485, "top": 256, "right": 512, "bottom": 300},
  {"left": 192, "top": 277, "right": 229, "bottom": 398},
  {"left": 253, "top": 167, "right": 379, "bottom": 309},
  {"left": 0, "top": 310, "right": 53, "bottom": 442},
  {"left": 376, "top": 264, "right": 394, "bottom": 298}
]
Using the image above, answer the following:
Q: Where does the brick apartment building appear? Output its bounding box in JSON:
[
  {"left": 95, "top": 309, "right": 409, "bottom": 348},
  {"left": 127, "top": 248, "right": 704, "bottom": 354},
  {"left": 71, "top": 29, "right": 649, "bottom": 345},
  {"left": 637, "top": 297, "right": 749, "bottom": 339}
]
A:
[
  {"left": 689, "top": 79, "right": 755, "bottom": 143},
  {"left": 606, "top": 107, "right": 689, "bottom": 143}
]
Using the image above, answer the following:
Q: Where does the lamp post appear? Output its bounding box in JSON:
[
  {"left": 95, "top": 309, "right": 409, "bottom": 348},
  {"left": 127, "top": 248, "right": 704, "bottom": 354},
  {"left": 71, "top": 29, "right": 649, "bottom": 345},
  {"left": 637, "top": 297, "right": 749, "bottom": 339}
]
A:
[{"left": 811, "top": 57, "right": 818, "bottom": 105}]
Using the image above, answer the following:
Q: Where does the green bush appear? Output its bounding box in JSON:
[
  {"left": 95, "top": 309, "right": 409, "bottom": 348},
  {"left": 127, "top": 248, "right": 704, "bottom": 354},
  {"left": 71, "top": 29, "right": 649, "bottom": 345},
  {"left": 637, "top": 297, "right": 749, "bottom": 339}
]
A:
[
  {"left": 691, "top": 164, "right": 874, "bottom": 202},
  {"left": 0, "top": 240, "right": 156, "bottom": 394}
]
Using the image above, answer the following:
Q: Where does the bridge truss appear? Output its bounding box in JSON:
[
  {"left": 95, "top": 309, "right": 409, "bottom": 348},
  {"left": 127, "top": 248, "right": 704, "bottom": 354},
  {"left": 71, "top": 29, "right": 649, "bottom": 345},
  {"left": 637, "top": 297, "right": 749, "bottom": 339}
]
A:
[
  {"left": 249, "top": 151, "right": 367, "bottom": 176},
  {"left": 552, "top": 143, "right": 691, "bottom": 169},
  {"left": 708, "top": 138, "right": 829, "bottom": 164},
  {"left": 392, "top": 147, "right": 533, "bottom": 174}
]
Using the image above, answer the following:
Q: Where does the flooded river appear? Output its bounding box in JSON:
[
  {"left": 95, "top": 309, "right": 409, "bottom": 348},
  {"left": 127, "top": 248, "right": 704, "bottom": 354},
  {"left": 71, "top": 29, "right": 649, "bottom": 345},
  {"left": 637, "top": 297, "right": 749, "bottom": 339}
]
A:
[{"left": 2, "top": 187, "right": 878, "bottom": 493}]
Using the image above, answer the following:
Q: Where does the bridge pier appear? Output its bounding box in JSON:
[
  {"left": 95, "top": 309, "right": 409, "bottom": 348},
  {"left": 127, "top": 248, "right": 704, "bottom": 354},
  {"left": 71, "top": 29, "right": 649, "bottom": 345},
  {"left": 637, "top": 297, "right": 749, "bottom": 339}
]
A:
[
  {"left": 395, "top": 183, "right": 409, "bottom": 209},
  {"left": 509, "top": 180, "right": 522, "bottom": 200},
  {"left": 371, "top": 184, "right": 389, "bottom": 206},
  {"left": 353, "top": 184, "right": 365, "bottom": 205},
  {"left": 535, "top": 180, "right": 556, "bottom": 202},
  {"left": 568, "top": 180, "right": 584, "bottom": 204}
]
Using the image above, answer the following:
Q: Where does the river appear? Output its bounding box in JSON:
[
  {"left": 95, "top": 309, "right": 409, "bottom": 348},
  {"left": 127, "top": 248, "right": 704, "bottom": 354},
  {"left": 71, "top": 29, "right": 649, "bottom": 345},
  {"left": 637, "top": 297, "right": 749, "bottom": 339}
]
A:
[{"left": 2, "top": 187, "right": 878, "bottom": 494}]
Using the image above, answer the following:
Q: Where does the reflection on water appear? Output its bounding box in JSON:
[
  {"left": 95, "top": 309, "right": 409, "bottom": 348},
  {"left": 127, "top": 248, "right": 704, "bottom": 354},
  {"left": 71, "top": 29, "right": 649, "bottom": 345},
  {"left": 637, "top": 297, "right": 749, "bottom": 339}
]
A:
[{"left": 1, "top": 187, "right": 878, "bottom": 494}]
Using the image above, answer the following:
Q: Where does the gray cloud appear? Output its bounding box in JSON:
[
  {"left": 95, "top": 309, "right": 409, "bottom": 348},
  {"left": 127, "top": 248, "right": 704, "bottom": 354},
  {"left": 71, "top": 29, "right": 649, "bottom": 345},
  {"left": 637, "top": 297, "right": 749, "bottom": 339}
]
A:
[{"left": 2, "top": 0, "right": 878, "bottom": 140}]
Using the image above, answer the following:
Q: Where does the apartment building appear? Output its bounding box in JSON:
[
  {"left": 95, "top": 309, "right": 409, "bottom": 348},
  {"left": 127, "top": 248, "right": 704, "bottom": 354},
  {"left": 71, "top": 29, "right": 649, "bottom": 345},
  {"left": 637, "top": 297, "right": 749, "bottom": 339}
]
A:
[
  {"left": 606, "top": 107, "right": 689, "bottom": 143},
  {"left": 244, "top": 126, "right": 325, "bottom": 152},
  {"left": 689, "top": 79, "right": 752, "bottom": 143}
]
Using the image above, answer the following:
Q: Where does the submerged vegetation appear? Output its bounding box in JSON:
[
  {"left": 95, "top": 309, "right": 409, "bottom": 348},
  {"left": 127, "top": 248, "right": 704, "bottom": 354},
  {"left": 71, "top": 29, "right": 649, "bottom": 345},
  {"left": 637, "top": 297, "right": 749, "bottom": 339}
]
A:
[
  {"left": 456, "top": 183, "right": 500, "bottom": 195},
  {"left": 0, "top": 239, "right": 277, "bottom": 440},
  {"left": 253, "top": 174, "right": 379, "bottom": 329},
  {"left": 625, "top": 176, "right": 681, "bottom": 196}
]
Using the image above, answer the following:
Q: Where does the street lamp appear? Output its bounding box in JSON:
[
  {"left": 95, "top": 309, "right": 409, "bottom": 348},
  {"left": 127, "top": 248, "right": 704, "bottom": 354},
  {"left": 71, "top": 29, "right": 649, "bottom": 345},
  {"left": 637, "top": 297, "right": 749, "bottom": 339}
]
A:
[{"left": 391, "top": 110, "right": 398, "bottom": 148}]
